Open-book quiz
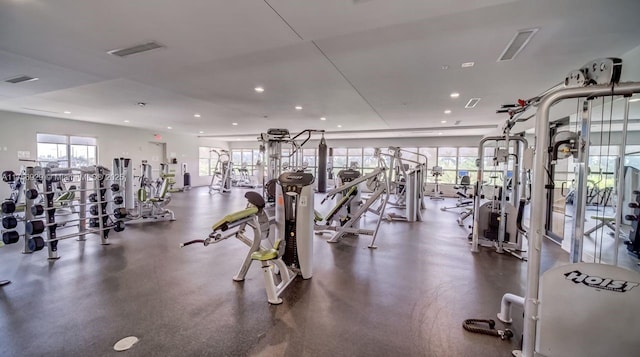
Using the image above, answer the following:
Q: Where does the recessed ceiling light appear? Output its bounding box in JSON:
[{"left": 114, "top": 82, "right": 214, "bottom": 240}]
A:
[
  {"left": 629, "top": 98, "right": 640, "bottom": 103},
  {"left": 450, "top": 92, "right": 460, "bottom": 98},
  {"left": 441, "top": 120, "right": 447, "bottom": 123},
  {"left": 295, "top": 106, "right": 303, "bottom": 110},
  {"left": 461, "top": 62, "right": 475, "bottom": 68},
  {"left": 63, "top": 111, "right": 71, "bottom": 114},
  {"left": 441, "top": 65, "right": 449, "bottom": 70},
  {"left": 194, "top": 113, "right": 201, "bottom": 118},
  {"left": 167, "top": 126, "right": 172, "bottom": 129},
  {"left": 337, "top": 125, "right": 342, "bottom": 128},
  {"left": 320, "top": 117, "right": 326, "bottom": 121},
  {"left": 444, "top": 109, "right": 452, "bottom": 114},
  {"left": 124, "top": 120, "right": 130, "bottom": 123},
  {"left": 199, "top": 131, "right": 204, "bottom": 134},
  {"left": 254, "top": 87, "right": 264, "bottom": 93},
  {"left": 438, "top": 132, "right": 443, "bottom": 135},
  {"left": 232, "top": 122, "right": 238, "bottom": 126}
]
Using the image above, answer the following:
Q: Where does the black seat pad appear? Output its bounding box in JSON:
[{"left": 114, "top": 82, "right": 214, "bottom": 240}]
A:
[{"left": 245, "top": 191, "right": 266, "bottom": 209}]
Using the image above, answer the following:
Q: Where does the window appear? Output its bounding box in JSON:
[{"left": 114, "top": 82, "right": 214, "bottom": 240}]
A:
[
  {"left": 332, "top": 148, "right": 347, "bottom": 174},
  {"left": 363, "top": 148, "right": 378, "bottom": 175},
  {"left": 198, "top": 147, "right": 224, "bottom": 176},
  {"left": 303, "top": 148, "right": 317, "bottom": 176},
  {"left": 458, "top": 147, "right": 479, "bottom": 183},
  {"left": 626, "top": 145, "right": 640, "bottom": 171},
  {"left": 347, "top": 148, "right": 363, "bottom": 170},
  {"left": 436, "top": 147, "right": 458, "bottom": 184},
  {"left": 419, "top": 147, "right": 437, "bottom": 182},
  {"left": 588, "top": 145, "right": 619, "bottom": 189},
  {"left": 37, "top": 134, "right": 97, "bottom": 168}
]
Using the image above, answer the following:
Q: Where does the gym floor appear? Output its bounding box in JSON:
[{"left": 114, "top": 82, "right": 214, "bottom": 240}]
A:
[{"left": 1, "top": 188, "right": 569, "bottom": 357}]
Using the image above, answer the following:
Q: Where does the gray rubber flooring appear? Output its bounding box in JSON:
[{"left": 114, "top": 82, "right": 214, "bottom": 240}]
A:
[{"left": 1, "top": 187, "right": 571, "bottom": 356}]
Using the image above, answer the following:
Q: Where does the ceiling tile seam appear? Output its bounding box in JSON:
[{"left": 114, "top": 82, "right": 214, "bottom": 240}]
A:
[
  {"left": 310, "top": 40, "right": 390, "bottom": 127},
  {"left": 201, "top": 123, "right": 497, "bottom": 138},
  {"left": 262, "top": 0, "right": 305, "bottom": 40}
]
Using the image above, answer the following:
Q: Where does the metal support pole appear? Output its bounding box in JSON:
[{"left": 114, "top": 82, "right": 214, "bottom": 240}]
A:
[
  {"left": 570, "top": 100, "right": 592, "bottom": 263},
  {"left": 613, "top": 96, "right": 630, "bottom": 266}
]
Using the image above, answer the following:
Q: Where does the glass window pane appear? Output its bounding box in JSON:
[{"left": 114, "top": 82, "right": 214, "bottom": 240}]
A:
[
  {"left": 303, "top": 155, "right": 316, "bottom": 167},
  {"left": 437, "top": 157, "right": 457, "bottom": 170},
  {"left": 418, "top": 148, "right": 437, "bottom": 165},
  {"left": 37, "top": 133, "right": 67, "bottom": 144},
  {"left": 332, "top": 148, "right": 347, "bottom": 156},
  {"left": 70, "top": 145, "right": 88, "bottom": 167},
  {"left": 37, "top": 143, "right": 58, "bottom": 163},
  {"left": 438, "top": 147, "right": 457, "bottom": 157},
  {"left": 400, "top": 148, "right": 418, "bottom": 163},
  {"left": 87, "top": 146, "right": 97, "bottom": 165},
  {"left": 232, "top": 151, "right": 242, "bottom": 165},
  {"left": 440, "top": 170, "right": 457, "bottom": 184},
  {"left": 70, "top": 136, "right": 97, "bottom": 145},
  {"left": 459, "top": 147, "right": 478, "bottom": 157},
  {"left": 241, "top": 151, "right": 252, "bottom": 166},
  {"left": 199, "top": 147, "right": 210, "bottom": 158},
  {"left": 333, "top": 156, "right": 347, "bottom": 169},
  {"left": 363, "top": 148, "right": 378, "bottom": 168},
  {"left": 458, "top": 157, "right": 478, "bottom": 170},
  {"left": 199, "top": 159, "right": 210, "bottom": 176},
  {"left": 57, "top": 144, "right": 68, "bottom": 167}
]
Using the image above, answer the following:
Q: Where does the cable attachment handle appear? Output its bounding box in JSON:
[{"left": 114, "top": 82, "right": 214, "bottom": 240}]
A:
[{"left": 462, "top": 319, "right": 513, "bottom": 340}]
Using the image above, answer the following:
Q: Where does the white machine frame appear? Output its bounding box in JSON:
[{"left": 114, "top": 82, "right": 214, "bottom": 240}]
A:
[{"left": 498, "top": 58, "right": 640, "bottom": 357}]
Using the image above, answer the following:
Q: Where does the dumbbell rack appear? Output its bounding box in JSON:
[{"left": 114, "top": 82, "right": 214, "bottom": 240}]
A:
[
  {"left": 625, "top": 190, "right": 640, "bottom": 258},
  {"left": 2, "top": 166, "right": 126, "bottom": 260}
]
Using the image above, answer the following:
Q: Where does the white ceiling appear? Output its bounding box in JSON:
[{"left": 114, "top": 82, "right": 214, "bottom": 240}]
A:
[{"left": 0, "top": 0, "right": 639, "bottom": 141}]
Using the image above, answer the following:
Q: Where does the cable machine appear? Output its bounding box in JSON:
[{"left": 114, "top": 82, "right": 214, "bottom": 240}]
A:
[
  {"left": 491, "top": 58, "right": 640, "bottom": 357},
  {"left": 258, "top": 128, "right": 325, "bottom": 202}
]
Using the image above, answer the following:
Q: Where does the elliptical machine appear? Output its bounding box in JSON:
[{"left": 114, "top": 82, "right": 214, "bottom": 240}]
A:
[{"left": 430, "top": 166, "right": 444, "bottom": 200}]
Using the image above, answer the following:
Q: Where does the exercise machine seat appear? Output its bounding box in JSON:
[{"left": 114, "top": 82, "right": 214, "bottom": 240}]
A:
[
  {"left": 211, "top": 207, "right": 258, "bottom": 232},
  {"left": 460, "top": 175, "right": 471, "bottom": 186},
  {"left": 251, "top": 240, "right": 282, "bottom": 261},
  {"left": 314, "top": 210, "right": 324, "bottom": 222},
  {"left": 244, "top": 191, "right": 265, "bottom": 209}
]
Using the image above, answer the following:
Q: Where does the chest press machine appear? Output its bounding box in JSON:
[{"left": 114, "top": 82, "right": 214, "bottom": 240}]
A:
[{"left": 181, "top": 172, "right": 314, "bottom": 305}]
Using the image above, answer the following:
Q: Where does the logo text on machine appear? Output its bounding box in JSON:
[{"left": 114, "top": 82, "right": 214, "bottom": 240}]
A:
[{"left": 564, "top": 270, "right": 639, "bottom": 293}]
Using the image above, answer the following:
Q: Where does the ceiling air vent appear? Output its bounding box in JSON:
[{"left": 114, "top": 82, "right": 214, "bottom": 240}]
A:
[
  {"left": 465, "top": 98, "right": 481, "bottom": 109},
  {"left": 498, "top": 28, "right": 539, "bottom": 62},
  {"left": 5, "top": 75, "right": 39, "bottom": 84},
  {"left": 107, "top": 41, "right": 165, "bottom": 57}
]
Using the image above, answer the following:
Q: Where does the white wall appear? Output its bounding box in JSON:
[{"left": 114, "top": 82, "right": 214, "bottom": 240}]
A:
[{"left": 0, "top": 110, "right": 228, "bottom": 199}]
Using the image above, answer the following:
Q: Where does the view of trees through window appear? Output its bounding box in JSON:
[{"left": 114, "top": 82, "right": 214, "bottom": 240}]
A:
[{"left": 230, "top": 146, "right": 483, "bottom": 185}]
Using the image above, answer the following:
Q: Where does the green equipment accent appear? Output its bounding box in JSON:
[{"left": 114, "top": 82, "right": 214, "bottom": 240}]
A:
[
  {"left": 211, "top": 207, "right": 259, "bottom": 231},
  {"left": 251, "top": 240, "right": 282, "bottom": 261}
]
